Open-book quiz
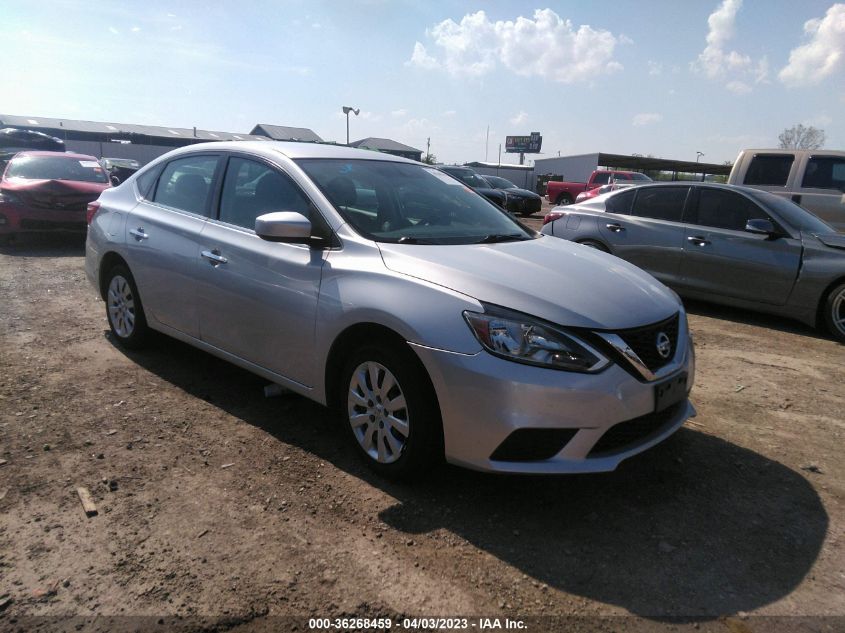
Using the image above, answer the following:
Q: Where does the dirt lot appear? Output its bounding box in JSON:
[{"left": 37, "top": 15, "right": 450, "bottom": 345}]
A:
[{"left": 0, "top": 228, "right": 843, "bottom": 632}]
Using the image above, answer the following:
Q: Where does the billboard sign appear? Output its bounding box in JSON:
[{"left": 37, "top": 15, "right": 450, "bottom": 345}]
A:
[{"left": 505, "top": 132, "right": 542, "bottom": 153}]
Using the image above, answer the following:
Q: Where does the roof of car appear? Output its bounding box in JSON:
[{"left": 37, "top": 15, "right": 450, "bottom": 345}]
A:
[
  {"left": 164, "top": 140, "right": 422, "bottom": 164},
  {"left": 10, "top": 150, "right": 98, "bottom": 161}
]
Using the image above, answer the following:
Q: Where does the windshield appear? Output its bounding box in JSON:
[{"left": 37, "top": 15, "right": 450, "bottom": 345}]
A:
[
  {"left": 746, "top": 189, "right": 835, "bottom": 233},
  {"left": 6, "top": 155, "right": 108, "bottom": 183},
  {"left": 442, "top": 169, "right": 489, "bottom": 189},
  {"left": 627, "top": 172, "right": 652, "bottom": 182},
  {"left": 485, "top": 175, "right": 517, "bottom": 189},
  {"left": 296, "top": 159, "right": 534, "bottom": 245}
]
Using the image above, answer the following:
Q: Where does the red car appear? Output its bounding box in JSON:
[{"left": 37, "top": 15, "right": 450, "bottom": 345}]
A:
[{"left": 0, "top": 151, "right": 111, "bottom": 244}]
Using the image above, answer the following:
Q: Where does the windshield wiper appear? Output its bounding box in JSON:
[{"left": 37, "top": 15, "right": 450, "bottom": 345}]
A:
[
  {"left": 476, "top": 233, "right": 528, "bottom": 244},
  {"left": 396, "top": 236, "right": 436, "bottom": 244}
]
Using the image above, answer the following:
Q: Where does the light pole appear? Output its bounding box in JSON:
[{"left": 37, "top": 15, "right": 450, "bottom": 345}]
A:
[
  {"left": 696, "top": 151, "right": 705, "bottom": 163},
  {"left": 342, "top": 106, "right": 359, "bottom": 145}
]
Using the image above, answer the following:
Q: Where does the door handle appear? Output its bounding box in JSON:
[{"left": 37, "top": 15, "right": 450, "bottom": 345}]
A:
[
  {"left": 605, "top": 223, "right": 625, "bottom": 232},
  {"left": 201, "top": 250, "right": 228, "bottom": 265},
  {"left": 129, "top": 228, "right": 148, "bottom": 240},
  {"left": 687, "top": 236, "right": 710, "bottom": 246}
]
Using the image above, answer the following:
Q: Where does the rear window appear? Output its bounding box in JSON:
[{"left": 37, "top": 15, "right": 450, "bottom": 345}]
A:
[
  {"left": 604, "top": 188, "right": 636, "bottom": 214},
  {"left": 6, "top": 155, "right": 108, "bottom": 183},
  {"left": 801, "top": 156, "right": 845, "bottom": 191},
  {"left": 743, "top": 154, "right": 794, "bottom": 186},
  {"left": 631, "top": 187, "right": 689, "bottom": 222}
]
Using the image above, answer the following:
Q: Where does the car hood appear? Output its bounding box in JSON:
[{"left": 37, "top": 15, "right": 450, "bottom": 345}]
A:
[
  {"left": 378, "top": 236, "right": 679, "bottom": 330},
  {"left": 473, "top": 186, "right": 504, "bottom": 199},
  {"left": 505, "top": 188, "right": 541, "bottom": 199},
  {"left": 812, "top": 232, "right": 845, "bottom": 251}
]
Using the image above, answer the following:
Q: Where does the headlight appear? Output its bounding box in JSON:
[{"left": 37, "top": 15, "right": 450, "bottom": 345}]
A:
[
  {"left": 0, "top": 190, "right": 22, "bottom": 205},
  {"left": 463, "top": 305, "right": 609, "bottom": 372}
]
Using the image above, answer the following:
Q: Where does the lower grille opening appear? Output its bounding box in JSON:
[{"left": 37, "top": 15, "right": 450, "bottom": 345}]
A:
[
  {"left": 490, "top": 428, "right": 578, "bottom": 462},
  {"left": 588, "top": 402, "right": 686, "bottom": 457}
]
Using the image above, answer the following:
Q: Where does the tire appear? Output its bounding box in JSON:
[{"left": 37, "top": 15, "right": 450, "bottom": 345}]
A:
[
  {"left": 578, "top": 239, "right": 610, "bottom": 253},
  {"left": 822, "top": 282, "right": 845, "bottom": 343},
  {"left": 555, "top": 193, "right": 573, "bottom": 206},
  {"left": 104, "top": 264, "right": 149, "bottom": 349},
  {"left": 339, "top": 344, "right": 443, "bottom": 479}
]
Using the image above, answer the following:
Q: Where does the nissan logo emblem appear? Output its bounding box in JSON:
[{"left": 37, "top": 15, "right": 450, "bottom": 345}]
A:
[{"left": 655, "top": 332, "right": 672, "bottom": 359}]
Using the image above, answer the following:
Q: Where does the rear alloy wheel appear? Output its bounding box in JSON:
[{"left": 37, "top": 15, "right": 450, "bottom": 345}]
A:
[
  {"left": 556, "top": 193, "right": 573, "bottom": 206},
  {"left": 105, "top": 265, "right": 149, "bottom": 349},
  {"left": 341, "top": 345, "right": 442, "bottom": 479},
  {"left": 823, "top": 282, "right": 845, "bottom": 343}
]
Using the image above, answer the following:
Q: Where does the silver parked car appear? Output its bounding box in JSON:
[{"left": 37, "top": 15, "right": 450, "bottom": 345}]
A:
[
  {"left": 86, "top": 142, "right": 695, "bottom": 478},
  {"left": 542, "top": 183, "right": 845, "bottom": 342}
]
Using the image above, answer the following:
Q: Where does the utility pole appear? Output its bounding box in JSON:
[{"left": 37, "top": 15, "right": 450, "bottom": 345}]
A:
[
  {"left": 426, "top": 137, "right": 431, "bottom": 163},
  {"left": 485, "top": 125, "right": 489, "bottom": 162},
  {"left": 497, "top": 143, "right": 501, "bottom": 175}
]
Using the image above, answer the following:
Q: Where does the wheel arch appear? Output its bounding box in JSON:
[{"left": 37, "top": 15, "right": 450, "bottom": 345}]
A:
[
  {"left": 816, "top": 275, "right": 845, "bottom": 329},
  {"left": 98, "top": 251, "right": 130, "bottom": 300},
  {"left": 324, "top": 322, "right": 438, "bottom": 413}
]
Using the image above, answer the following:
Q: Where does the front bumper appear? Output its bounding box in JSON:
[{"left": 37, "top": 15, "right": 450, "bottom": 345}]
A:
[
  {"left": 0, "top": 203, "right": 86, "bottom": 234},
  {"left": 411, "top": 334, "right": 695, "bottom": 474}
]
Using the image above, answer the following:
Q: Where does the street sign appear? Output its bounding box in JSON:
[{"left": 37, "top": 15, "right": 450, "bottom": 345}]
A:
[{"left": 505, "top": 132, "right": 542, "bottom": 154}]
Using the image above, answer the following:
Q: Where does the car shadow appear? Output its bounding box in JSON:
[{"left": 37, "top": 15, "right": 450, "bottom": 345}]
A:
[
  {"left": 682, "top": 297, "right": 828, "bottom": 341},
  {"left": 0, "top": 232, "right": 86, "bottom": 257},
  {"left": 109, "top": 331, "right": 828, "bottom": 619}
]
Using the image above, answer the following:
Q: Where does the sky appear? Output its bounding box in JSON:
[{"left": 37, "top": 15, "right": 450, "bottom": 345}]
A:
[{"left": 1, "top": 0, "right": 844, "bottom": 166}]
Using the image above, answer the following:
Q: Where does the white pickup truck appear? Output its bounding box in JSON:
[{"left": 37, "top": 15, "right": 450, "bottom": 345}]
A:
[{"left": 728, "top": 149, "right": 845, "bottom": 232}]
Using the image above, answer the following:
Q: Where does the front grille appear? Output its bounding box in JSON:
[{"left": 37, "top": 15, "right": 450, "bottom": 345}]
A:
[
  {"left": 20, "top": 219, "right": 86, "bottom": 231},
  {"left": 490, "top": 428, "right": 578, "bottom": 462},
  {"left": 614, "top": 313, "right": 679, "bottom": 373},
  {"left": 588, "top": 402, "right": 685, "bottom": 457}
]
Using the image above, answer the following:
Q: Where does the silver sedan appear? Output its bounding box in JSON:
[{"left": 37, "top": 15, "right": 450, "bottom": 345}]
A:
[
  {"left": 86, "top": 142, "right": 695, "bottom": 478},
  {"left": 542, "top": 182, "right": 845, "bottom": 343}
]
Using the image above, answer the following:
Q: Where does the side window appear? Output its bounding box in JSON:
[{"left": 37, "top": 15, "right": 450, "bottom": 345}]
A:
[
  {"left": 218, "top": 157, "right": 311, "bottom": 230},
  {"left": 592, "top": 172, "right": 611, "bottom": 185},
  {"left": 694, "top": 189, "right": 767, "bottom": 231},
  {"left": 744, "top": 155, "right": 794, "bottom": 186},
  {"left": 631, "top": 187, "right": 688, "bottom": 222},
  {"left": 136, "top": 164, "right": 163, "bottom": 200},
  {"left": 604, "top": 188, "right": 636, "bottom": 214},
  {"left": 152, "top": 156, "right": 219, "bottom": 215},
  {"left": 802, "top": 157, "right": 845, "bottom": 191}
]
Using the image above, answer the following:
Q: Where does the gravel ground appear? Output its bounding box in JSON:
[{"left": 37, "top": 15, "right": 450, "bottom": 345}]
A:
[{"left": 0, "top": 228, "right": 843, "bottom": 632}]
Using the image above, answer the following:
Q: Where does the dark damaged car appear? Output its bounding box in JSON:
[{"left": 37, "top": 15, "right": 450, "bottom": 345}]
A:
[
  {"left": 0, "top": 151, "right": 111, "bottom": 244},
  {"left": 438, "top": 166, "right": 507, "bottom": 209}
]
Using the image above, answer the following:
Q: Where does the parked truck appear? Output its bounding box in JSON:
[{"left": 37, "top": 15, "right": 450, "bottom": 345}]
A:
[
  {"left": 546, "top": 170, "right": 651, "bottom": 205},
  {"left": 728, "top": 148, "right": 845, "bottom": 232}
]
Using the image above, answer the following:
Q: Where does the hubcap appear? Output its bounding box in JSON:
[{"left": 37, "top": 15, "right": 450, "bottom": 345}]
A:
[
  {"left": 107, "top": 275, "right": 136, "bottom": 339},
  {"left": 347, "top": 361, "right": 409, "bottom": 464},
  {"left": 832, "top": 288, "right": 845, "bottom": 337}
]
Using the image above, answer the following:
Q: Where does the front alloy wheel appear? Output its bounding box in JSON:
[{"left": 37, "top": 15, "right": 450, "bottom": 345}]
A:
[
  {"left": 340, "top": 345, "right": 442, "bottom": 479},
  {"left": 347, "top": 361, "right": 409, "bottom": 464}
]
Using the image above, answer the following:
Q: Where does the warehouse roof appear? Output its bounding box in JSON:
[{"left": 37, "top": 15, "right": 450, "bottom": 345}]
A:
[
  {"left": 349, "top": 137, "right": 422, "bottom": 153},
  {"left": 250, "top": 124, "right": 323, "bottom": 142},
  {"left": 0, "top": 114, "right": 272, "bottom": 142}
]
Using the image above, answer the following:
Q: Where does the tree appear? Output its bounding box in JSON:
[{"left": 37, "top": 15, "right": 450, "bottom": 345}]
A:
[
  {"left": 421, "top": 153, "right": 438, "bottom": 165},
  {"left": 778, "top": 124, "right": 825, "bottom": 150}
]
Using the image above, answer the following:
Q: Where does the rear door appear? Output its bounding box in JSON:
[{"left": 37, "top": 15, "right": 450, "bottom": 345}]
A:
[
  {"left": 679, "top": 187, "right": 802, "bottom": 305},
  {"left": 125, "top": 154, "right": 221, "bottom": 337},
  {"left": 196, "top": 154, "right": 328, "bottom": 387},
  {"left": 598, "top": 185, "right": 689, "bottom": 286}
]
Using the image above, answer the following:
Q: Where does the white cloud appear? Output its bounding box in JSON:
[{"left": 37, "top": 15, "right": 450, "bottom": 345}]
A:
[
  {"left": 648, "top": 61, "right": 663, "bottom": 75},
  {"left": 130, "top": 26, "right": 141, "bottom": 33},
  {"left": 108, "top": 26, "right": 119, "bottom": 35},
  {"left": 442, "top": 110, "right": 457, "bottom": 117},
  {"left": 726, "top": 80, "right": 752, "bottom": 94},
  {"left": 409, "top": 9, "right": 623, "bottom": 83},
  {"left": 390, "top": 109, "right": 408, "bottom": 118},
  {"left": 779, "top": 4, "right": 845, "bottom": 86},
  {"left": 632, "top": 113, "right": 662, "bottom": 126},
  {"left": 406, "top": 42, "right": 439, "bottom": 69},
  {"left": 693, "top": 0, "right": 769, "bottom": 92},
  {"left": 510, "top": 110, "right": 528, "bottom": 125}
]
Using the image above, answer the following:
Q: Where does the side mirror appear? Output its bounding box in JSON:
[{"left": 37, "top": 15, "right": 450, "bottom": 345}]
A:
[
  {"left": 745, "top": 218, "right": 776, "bottom": 236},
  {"left": 255, "top": 211, "right": 312, "bottom": 244},
  {"left": 110, "top": 175, "right": 121, "bottom": 186}
]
